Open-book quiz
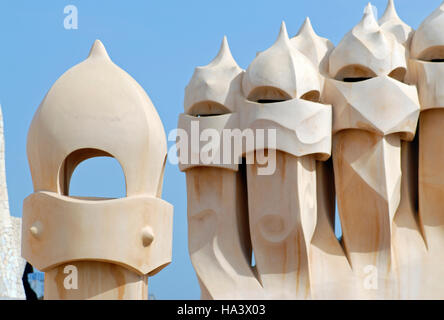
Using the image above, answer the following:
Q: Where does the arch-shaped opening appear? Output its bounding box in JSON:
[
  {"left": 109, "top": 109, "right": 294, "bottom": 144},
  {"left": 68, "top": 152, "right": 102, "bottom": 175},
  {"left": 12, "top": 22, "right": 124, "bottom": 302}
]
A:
[
  {"left": 247, "top": 86, "right": 292, "bottom": 103},
  {"left": 59, "top": 148, "right": 126, "bottom": 199},
  {"left": 335, "top": 64, "right": 377, "bottom": 82},
  {"left": 419, "top": 46, "right": 444, "bottom": 62},
  {"left": 188, "top": 101, "right": 231, "bottom": 117},
  {"left": 388, "top": 67, "right": 407, "bottom": 83},
  {"left": 300, "top": 90, "right": 320, "bottom": 102}
]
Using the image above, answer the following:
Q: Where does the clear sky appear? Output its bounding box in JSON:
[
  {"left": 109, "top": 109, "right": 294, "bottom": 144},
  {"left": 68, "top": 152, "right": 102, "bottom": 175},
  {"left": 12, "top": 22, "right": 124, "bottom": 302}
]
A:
[{"left": 0, "top": 0, "right": 441, "bottom": 299}]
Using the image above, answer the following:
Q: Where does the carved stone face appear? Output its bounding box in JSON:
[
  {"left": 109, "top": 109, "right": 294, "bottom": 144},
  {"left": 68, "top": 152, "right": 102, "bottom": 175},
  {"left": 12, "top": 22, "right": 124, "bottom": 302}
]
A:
[
  {"left": 23, "top": 41, "right": 173, "bottom": 279},
  {"left": 323, "top": 3, "right": 420, "bottom": 286},
  {"left": 179, "top": 1, "right": 444, "bottom": 300},
  {"left": 27, "top": 41, "right": 167, "bottom": 198},
  {"left": 324, "top": 4, "right": 420, "bottom": 141},
  {"left": 242, "top": 22, "right": 321, "bottom": 103},
  {"left": 410, "top": 4, "right": 444, "bottom": 110},
  {"left": 240, "top": 22, "right": 331, "bottom": 162},
  {"left": 180, "top": 23, "right": 332, "bottom": 172},
  {"left": 184, "top": 37, "right": 242, "bottom": 116},
  {"left": 179, "top": 22, "right": 333, "bottom": 300}
]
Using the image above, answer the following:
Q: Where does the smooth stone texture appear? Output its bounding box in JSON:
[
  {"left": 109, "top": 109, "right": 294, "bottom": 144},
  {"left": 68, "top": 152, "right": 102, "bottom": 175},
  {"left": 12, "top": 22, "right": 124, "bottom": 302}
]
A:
[{"left": 22, "top": 40, "right": 172, "bottom": 300}]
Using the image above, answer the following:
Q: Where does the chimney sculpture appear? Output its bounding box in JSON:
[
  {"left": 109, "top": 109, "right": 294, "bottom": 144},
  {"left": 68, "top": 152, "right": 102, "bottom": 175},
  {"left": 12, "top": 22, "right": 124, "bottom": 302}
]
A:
[
  {"left": 241, "top": 22, "right": 331, "bottom": 299},
  {"left": 178, "top": 21, "right": 332, "bottom": 299},
  {"left": 179, "top": 37, "right": 263, "bottom": 299},
  {"left": 181, "top": 0, "right": 444, "bottom": 299},
  {"left": 403, "top": 1, "right": 444, "bottom": 299},
  {"left": 0, "top": 105, "right": 26, "bottom": 299},
  {"left": 22, "top": 41, "right": 173, "bottom": 300},
  {"left": 323, "top": 2, "right": 420, "bottom": 298}
]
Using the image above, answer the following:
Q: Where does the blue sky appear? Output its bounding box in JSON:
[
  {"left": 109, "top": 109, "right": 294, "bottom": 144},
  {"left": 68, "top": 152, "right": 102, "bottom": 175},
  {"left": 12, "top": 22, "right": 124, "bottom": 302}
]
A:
[{"left": 0, "top": 0, "right": 441, "bottom": 299}]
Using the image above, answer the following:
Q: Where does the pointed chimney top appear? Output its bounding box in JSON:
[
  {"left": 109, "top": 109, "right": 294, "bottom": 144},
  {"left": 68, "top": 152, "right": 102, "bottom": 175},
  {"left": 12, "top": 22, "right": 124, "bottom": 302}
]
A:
[
  {"left": 209, "top": 35, "right": 238, "bottom": 67},
  {"left": 379, "top": 0, "right": 413, "bottom": 45},
  {"left": 276, "top": 21, "right": 290, "bottom": 44},
  {"left": 301, "top": 17, "right": 315, "bottom": 35},
  {"left": 217, "top": 36, "right": 230, "bottom": 60},
  {"left": 88, "top": 40, "right": 111, "bottom": 61},
  {"left": 359, "top": 3, "right": 379, "bottom": 31},
  {"left": 379, "top": 0, "right": 402, "bottom": 25}
]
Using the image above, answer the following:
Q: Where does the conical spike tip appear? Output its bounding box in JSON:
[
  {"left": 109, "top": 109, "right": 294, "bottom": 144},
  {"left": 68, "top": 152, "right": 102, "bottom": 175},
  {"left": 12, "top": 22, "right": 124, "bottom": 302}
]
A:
[
  {"left": 277, "top": 21, "right": 290, "bottom": 42},
  {"left": 387, "top": 0, "right": 396, "bottom": 13},
  {"left": 88, "top": 40, "right": 111, "bottom": 60},
  {"left": 298, "top": 17, "right": 316, "bottom": 36},
  {"left": 209, "top": 35, "right": 239, "bottom": 68},
  {"left": 381, "top": 0, "right": 399, "bottom": 20},
  {"left": 364, "top": 2, "right": 373, "bottom": 14},
  {"left": 217, "top": 35, "right": 230, "bottom": 58},
  {"left": 360, "top": 3, "right": 379, "bottom": 30}
]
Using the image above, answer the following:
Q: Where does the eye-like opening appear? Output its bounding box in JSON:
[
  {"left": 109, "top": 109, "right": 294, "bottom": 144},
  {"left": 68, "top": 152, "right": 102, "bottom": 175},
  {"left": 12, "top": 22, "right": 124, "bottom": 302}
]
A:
[
  {"left": 388, "top": 67, "right": 406, "bottom": 82},
  {"left": 188, "top": 101, "right": 231, "bottom": 117},
  {"left": 256, "top": 99, "right": 286, "bottom": 103},
  {"left": 58, "top": 148, "right": 126, "bottom": 199},
  {"left": 418, "top": 46, "right": 444, "bottom": 62},
  {"left": 247, "top": 86, "right": 292, "bottom": 103},
  {"left": 335, "top": 64, "right": 377, "bottom": 82},
  {"left": 300, "top": 90, "right": 320, "bottom": 102}
]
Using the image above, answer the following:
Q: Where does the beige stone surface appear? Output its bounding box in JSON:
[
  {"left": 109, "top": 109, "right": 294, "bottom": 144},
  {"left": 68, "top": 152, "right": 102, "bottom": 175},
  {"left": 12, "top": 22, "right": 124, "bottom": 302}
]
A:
[
  {"left": 11, "top": 0, "right": 444, "bottom": 301},
  {"left": 393, "top": 1, "right": 444, "bottom": 299},
  {"left": 43, "top": 262, "right": 148, "bottom": 300},
  {"left": 22, "top": 40, "right": 172, "bottom": 300},
  {"left": 179, "top": 22, "right": 332, "bottom": 300},
  {"left": 180, "top": 0, "right": 444, "bottom": 300},
  {"left": 379, "top": 0, "right": 413, "bottom": 46},
  {"left": 246, "top": 151, "right": 314, "bottom": 299},
  {"left": 184, "top": 36, "right": 243, "bottom": 116},
  {"left": 242, "top": 23, "right": 321, "bottom": 102},
  {"left": 186, "top": 167, "right": 262, "bottom": 299},
  {"left": 291, "top": 17, "right": 334, "bottom": 88},
  {"left": 323, "top": 1, "right": 422, "bottom": 299},
  {"left": 0, "top": 104, "right": 26, "bottom": 300},
  {"left": 329, "top": 3, "right": 406, "bottom": 81},
  {"left": 410, "top": 2, "right": 444, "bottom": 60},
  {"left": 22, "top": 192, "right": 172, "bottom": 275}
]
